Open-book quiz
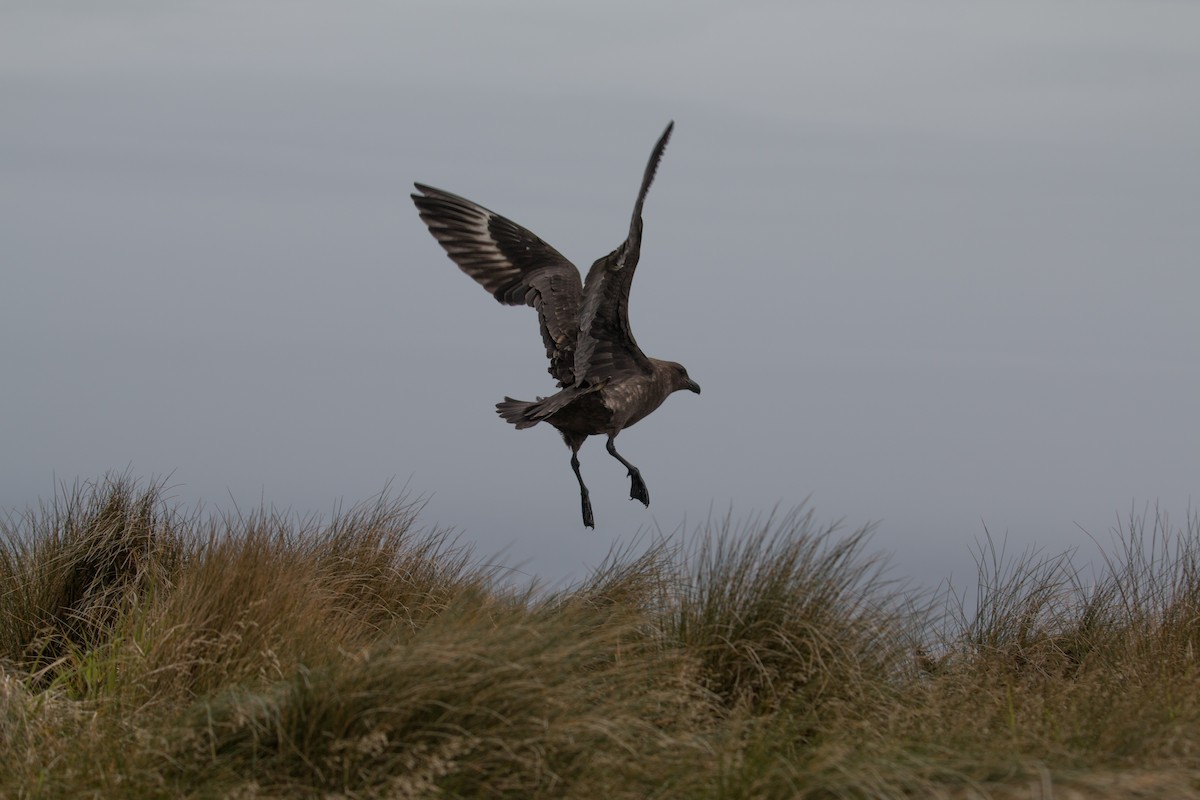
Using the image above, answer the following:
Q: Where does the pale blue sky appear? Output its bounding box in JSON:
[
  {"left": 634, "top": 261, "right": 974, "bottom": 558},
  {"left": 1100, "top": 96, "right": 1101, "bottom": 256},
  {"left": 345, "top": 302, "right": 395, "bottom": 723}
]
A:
[{"left": 3, "top": 1, "right": 1198, "bottom": 589}]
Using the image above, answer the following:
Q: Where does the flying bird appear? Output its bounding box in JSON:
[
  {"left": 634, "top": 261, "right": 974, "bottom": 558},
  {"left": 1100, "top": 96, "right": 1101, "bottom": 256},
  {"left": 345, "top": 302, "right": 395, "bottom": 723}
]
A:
[{"left": 411, "top": 122, "right": 699, "bottom": 528}]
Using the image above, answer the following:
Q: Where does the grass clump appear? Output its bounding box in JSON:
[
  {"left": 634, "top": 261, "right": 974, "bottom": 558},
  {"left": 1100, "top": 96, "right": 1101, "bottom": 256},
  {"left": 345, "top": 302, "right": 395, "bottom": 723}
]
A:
[
  {"left": 3, "top": 475, "right": 1200, "bottom": 797},
  {"left": 669, "top": 507, "right": 904, "bottom": 716}
]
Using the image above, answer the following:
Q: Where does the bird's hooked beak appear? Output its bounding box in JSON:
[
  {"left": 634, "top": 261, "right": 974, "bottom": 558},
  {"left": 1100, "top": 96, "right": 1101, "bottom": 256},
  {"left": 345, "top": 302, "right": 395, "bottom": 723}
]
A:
[{"left": 687, "top": 379, "right": 701, "bottom": 395}]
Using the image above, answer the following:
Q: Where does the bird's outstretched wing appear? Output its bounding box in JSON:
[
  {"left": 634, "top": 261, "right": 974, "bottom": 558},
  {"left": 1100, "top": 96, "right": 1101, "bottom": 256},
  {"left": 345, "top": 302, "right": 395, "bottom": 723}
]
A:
[
  {"left": 412, "top": 184, "right": 584, "bottom": 386},
  {"left": 573, "top": 121, "right": 674, "bottom": 385}
]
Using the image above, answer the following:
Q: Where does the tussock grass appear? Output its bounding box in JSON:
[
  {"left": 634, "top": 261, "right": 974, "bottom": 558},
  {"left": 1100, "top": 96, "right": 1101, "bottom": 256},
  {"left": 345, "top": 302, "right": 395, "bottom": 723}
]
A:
[
  {"left": 669, "top": 508, "right": 906, "bottom": 716},
  {"left": 3, "top": 477, "right": 1200, "bottom": 797}
]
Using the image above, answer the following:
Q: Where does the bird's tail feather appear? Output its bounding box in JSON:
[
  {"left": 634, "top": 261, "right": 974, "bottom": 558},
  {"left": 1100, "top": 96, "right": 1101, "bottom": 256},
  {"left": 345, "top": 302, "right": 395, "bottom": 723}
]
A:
[
  {"left": 496, "top": 386, "right": 595, "bottom": 429},
  {"left": 496, "top": 397, "right": 543, "bottom": 430}
]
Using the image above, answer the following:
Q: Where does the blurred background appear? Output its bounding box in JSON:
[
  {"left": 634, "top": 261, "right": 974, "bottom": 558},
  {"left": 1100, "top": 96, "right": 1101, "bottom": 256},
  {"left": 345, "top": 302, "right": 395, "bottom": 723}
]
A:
[{"left": 3, "top": 1, "right": 1198, "bottom": 593}]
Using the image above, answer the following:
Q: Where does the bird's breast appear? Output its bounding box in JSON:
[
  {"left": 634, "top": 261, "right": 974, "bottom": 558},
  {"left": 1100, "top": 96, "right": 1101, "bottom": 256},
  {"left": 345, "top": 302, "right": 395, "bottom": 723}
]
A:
[{"left": 600, "top": 376, "right": 668, "bottom": 431}]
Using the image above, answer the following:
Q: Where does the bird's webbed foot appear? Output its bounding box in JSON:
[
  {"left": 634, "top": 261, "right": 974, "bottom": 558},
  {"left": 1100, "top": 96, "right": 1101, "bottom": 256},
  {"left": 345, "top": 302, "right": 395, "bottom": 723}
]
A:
[
  {"left": 605, "top": 436, "right": 650, "bottom": 508},
  {"left": 571, "top": 450, "right": 594, "bottom": 528},
  {"left": 581, "top": 491, "right": 595, "bottom": 529},
  {"left": 627, "top": 468, "right": 650, "bottom": 507}
]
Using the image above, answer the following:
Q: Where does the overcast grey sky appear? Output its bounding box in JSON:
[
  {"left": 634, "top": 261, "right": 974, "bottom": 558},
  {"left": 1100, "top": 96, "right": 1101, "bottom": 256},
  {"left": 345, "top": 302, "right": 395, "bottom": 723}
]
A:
[{"left": 3, "top": 1, "right": 1198, "bottom": 590}]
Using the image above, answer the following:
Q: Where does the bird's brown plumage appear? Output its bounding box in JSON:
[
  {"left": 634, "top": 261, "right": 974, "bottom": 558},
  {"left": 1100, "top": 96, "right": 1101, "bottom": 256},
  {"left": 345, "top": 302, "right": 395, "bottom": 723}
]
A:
[{"left": 411, "top": 122, "right": 699, "bottom": 528}]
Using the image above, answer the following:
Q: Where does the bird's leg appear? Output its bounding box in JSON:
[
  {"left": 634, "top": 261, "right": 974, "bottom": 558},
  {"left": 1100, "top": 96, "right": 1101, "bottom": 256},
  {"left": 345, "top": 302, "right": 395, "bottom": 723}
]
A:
[
  {"left": 606, "top": 436, "right": 650, "bottom": 507},
  {"left": 571, "top": 450, "right": 595, "bottom": 528}
]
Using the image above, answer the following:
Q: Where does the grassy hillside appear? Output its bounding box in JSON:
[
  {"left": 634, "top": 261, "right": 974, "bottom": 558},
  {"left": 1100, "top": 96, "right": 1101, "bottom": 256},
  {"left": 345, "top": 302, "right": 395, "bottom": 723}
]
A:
[{"left": 2, "top": 476, "right": 1199, "bottom": 798}]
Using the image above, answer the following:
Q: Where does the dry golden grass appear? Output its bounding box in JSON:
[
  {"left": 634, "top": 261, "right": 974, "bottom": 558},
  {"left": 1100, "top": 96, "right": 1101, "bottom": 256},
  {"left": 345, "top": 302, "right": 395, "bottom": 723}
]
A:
[{"left": 3, "top": 476, "right": 1200, "bottom": 798}]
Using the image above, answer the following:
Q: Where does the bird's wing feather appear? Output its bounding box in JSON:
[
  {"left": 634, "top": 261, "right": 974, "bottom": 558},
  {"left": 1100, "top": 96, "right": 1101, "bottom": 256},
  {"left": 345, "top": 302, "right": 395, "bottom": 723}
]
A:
[
  {"left": 412, "top": 184, "right": 584, "bottom": 386},
  {"left": 574, "top": 122, "right": 674, "bottom": 384}
]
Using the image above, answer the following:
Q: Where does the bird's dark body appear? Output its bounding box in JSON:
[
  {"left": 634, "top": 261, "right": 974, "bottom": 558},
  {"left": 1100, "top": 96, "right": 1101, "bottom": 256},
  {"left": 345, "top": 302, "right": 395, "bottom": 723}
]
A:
[
  {"left": 412, "top": 122, "right": 698, "bottom": 528},
  {"left": 501, "top": 368, "right": 675, "bottom": 437},
  {"left": 538, "top": 389, "right": 613, "bottom": 439}
]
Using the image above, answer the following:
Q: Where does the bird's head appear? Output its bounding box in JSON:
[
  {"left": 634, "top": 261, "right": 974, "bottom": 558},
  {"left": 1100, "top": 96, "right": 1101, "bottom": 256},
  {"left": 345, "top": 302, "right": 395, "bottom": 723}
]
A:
[{"left": 666, "top": 361, "right": 701, "bottom": 395}]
